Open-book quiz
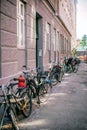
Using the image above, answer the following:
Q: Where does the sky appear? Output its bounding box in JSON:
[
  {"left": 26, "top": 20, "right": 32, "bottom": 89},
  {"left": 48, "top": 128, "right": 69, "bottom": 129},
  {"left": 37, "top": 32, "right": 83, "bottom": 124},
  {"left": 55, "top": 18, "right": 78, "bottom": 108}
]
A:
[{"left": 76, "top": 0, "right": 87, "bottom": 39}]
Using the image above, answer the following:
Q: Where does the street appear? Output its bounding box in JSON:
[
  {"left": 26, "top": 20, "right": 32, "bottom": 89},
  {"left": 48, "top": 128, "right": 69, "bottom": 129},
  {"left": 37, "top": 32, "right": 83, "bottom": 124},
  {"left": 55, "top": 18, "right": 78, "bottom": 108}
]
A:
[{"left": 19, "top": 62, "right": 87, "bottom": 130}]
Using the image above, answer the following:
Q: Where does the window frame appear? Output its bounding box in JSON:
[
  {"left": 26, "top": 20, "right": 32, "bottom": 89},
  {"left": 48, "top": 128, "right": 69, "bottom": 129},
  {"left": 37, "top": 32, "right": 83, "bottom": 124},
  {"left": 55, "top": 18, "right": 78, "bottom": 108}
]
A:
[
  {"left": 17, "top": 0, "right": 25, "bottom": 49},
  {"left": 54, "top": 28, "right": 56, "bottom": 51},
  {"left": 47, "top": 23, "right": 51, "bottom": 51}
]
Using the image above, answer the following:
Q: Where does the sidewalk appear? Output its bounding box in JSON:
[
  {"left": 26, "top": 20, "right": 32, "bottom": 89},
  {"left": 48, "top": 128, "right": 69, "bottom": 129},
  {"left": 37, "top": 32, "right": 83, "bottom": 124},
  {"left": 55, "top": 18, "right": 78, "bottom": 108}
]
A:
[{"left": 19, "top": 63, "right": 87, "bottom": 130}]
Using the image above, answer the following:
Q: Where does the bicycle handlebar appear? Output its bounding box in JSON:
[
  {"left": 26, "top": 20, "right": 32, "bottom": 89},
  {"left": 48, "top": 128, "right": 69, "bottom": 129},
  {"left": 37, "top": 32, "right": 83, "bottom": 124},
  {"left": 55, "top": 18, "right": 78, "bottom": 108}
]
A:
[{"left": 22, "top": 66, "right": 40, "bottom": 74}]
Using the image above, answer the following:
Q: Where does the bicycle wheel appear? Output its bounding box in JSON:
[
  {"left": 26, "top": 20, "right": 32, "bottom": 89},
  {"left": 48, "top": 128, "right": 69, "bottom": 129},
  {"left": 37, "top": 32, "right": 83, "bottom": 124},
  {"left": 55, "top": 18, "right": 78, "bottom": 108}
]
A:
[
  {"left": 10, "top": 109, "right": 19, "bottom": 130},
  {"left": 39, "top": 83, "right": 52, "bottom": 103},
  {"left": 0, "top": 104, "right": 19, "bottom": 130},
  {"left": 73, "top": 64, "right": 78, "bottom": 73},
  {"left": 0, "top": 104, "right": 8, "bottom": 130},
  {"left": 29, "top": 80, "right": 37, "bottom": 98},
  {"left": 20, "top": 92, "right": 32, "bottom": 117},
  {"left": 50, "top": 72, "right": 59, "bottom": 86}
]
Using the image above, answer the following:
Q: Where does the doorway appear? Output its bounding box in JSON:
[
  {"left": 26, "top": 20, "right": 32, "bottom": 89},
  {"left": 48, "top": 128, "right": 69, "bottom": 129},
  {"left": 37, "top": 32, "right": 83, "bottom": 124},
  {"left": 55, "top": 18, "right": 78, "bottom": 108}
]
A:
[{"left": 36, "top": 13, "right": 43, "bottom": 70}]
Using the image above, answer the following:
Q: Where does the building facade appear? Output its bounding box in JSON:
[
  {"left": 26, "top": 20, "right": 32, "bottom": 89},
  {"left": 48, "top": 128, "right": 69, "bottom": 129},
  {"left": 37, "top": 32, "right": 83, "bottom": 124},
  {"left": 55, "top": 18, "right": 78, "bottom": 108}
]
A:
[{"left": 0, "top": 0, "right": 77, "bottom": 82}]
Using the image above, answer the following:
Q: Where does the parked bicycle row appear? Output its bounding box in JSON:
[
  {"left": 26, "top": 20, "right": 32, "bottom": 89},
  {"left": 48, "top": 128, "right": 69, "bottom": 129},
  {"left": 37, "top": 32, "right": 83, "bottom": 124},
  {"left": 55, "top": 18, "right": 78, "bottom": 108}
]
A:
[
  {"left": 63, "top": 57, "right": 80, "bottom": 73},
  {"left": 0, "top": 57, "right": 80, "bottom": 130}
]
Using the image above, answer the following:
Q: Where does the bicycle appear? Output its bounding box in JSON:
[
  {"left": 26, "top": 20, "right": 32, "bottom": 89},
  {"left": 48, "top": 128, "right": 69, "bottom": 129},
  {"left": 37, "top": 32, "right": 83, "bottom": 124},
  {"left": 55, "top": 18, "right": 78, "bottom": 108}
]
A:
[
  {"left": 0, "top": 79, "right": 32, "bottom": 130},
  {"left": 34, "top": 70, "right": 52, "bottom": 103},
  {"left": 63, "top": 58, "right": 73, "bottom": 73},
  {"left": 47, "top": 62, "right": 63, "bottom": 86},
  {"left": 0, "top": 84, "right": 19, "bottom": 130},
  {"left": 22, "top": 66, "right": 52, "bottom": 104},
  {"left": 71, "top": 58, "right": 79, "bottom": 73},
  {"left": 63, "top": 57, "right": 79, "bottom": 73},
  {"left": 12, "top": 77, "right": 32, "bottom": 117},
  {"left": 22, "top": 66, "right": 41, "bottom": 104}
]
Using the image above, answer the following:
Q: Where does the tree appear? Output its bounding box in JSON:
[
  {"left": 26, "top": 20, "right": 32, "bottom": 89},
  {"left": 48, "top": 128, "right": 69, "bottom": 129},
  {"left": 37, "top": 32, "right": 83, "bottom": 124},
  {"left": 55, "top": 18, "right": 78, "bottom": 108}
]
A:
[
  {"left": 80, "top": 35, "right": 87, "bottom": 47},
  {"left": 72, "top": 48, "right": 78, "bottom": 56}
]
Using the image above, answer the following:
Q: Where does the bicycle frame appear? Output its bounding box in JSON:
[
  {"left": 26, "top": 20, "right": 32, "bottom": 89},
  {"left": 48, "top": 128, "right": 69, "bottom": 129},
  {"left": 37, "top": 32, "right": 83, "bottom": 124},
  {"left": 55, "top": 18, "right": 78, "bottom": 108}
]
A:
[
  {"left": 0, "top": 85, "right": 19, "bottom": 130},
  {"left": 0, "top": 103, "right": 13, "bottom": 129}
]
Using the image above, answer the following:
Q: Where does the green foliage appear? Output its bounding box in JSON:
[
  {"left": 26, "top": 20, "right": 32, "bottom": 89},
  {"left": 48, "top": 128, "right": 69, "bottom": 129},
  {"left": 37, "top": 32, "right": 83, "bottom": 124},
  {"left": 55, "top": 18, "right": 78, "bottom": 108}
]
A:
[
  {"left": 72, "top": 48, "right": 78, "bottom": 56},
  {"left": 80, "top": 35, "right": 87, "bottom": 47}
]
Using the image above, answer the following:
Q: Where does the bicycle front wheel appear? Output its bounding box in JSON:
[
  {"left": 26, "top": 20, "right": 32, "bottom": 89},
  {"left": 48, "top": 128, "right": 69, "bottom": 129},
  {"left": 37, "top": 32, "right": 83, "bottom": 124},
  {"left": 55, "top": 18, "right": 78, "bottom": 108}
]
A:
[
  {"left": 20, "top": 92, "right": 32, "bottom": 118},
  {"left": 73, "top": 64, "right": 78, "bottom": 73},
  {"left": 50, "top": 72, "right": 59, "bottom": 86},
  {"left": 39, "top": 83, "right": 52, "bottom": 103},
  {"left": 10, "top": 110, "right": 19, "bottom": 130}
]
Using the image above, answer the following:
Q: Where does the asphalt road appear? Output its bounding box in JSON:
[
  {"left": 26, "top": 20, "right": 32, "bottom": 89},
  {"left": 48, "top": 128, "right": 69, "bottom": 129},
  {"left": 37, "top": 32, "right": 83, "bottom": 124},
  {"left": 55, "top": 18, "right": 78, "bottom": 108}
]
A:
[{"left": 19, "top": 62, "right": 87, "bottom": 130}]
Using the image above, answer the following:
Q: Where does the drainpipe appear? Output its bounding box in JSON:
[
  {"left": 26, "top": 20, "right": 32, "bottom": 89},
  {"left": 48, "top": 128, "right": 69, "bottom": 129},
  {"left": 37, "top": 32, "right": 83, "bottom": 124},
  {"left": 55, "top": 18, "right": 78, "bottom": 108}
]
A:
[
  {"left": 25, "top": 3, "right": 28, "bottom": 69},
  {"left": 0, "top": 1, "right": 2, "bottom": 78}
]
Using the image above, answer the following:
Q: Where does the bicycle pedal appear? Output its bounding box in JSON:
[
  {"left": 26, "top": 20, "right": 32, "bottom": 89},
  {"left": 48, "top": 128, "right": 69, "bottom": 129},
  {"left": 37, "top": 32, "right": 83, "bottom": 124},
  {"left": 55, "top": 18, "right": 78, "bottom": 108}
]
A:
[
  {"left": 37, "top": 100, "right": 40, "bottom": 104},
  {"left": 0, "top": 123, "right": 12, "bottom": 129},
  {"left": 59, "top": 80, "right": 61, "bottom": 82},
  {"left": 33, "top": 93, "right": 37, "bottom": 98}
]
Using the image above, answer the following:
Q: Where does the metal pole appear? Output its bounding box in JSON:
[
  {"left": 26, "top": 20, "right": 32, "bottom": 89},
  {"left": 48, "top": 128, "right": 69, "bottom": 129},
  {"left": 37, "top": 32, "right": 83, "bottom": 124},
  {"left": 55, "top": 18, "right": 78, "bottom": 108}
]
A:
[
  {"left": 0, "top": 1, "right": 2, "bottom": 78},
  {"left": 25, "top": 3, "right": 28, "bottom": 69}
]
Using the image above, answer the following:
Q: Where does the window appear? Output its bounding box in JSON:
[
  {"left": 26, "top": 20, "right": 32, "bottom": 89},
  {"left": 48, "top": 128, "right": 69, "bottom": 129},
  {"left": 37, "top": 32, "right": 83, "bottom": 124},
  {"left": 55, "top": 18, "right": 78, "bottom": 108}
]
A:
[
  {"left": 47, "top": 23, "right": 51, "bottom": 62},
  {"left": 56, "top": 31, "right": 59, "bottom": 51},
  {"left": 17, "top": 0, "right": 25, "bottom": 48},
  {"left": 47, "top": 23, "right": 51, "bottom": 50},
  {"left": 54, "top": 28, "right": 56, "bottom": 62},
  {"left": 54, "top": 28, "right": 56, "bottom": 51},
  {"left": 57, "top": 31, "right": 60, "bottom": 62}
]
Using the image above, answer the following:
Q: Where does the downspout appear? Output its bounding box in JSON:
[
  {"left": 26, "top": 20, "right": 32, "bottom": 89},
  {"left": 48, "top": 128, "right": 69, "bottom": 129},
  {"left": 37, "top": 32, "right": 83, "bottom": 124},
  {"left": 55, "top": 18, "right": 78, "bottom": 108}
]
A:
[
  {"left": 0, "top": 1, "right": 2, "bottom": 78},
  {"left": 25, "top": 3, "right": 28, "bottom": 69}
]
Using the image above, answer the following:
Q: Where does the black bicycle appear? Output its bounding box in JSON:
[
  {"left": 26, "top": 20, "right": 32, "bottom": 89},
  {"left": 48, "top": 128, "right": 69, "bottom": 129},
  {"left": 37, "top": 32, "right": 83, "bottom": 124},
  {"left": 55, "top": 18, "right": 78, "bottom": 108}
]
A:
[
  {"left": 0, "top": 84, "right": 19, "bottom": 130},
  {"left": 47, "top": 62, "right": 63, "bottom": 86},
  {"left": 22, "top": 66, "right": 52, "bottom": 104}
]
